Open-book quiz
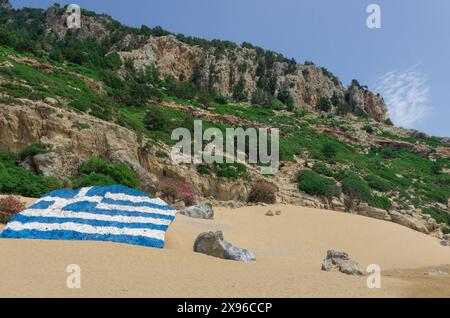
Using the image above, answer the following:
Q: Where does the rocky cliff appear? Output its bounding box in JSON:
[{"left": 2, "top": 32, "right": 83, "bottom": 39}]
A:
[
  {"left": 41, "top": 4, "right": 389, "bottom": 122},
  {"left": 0, "top": 101, "right": 251, "bottom": 203}
]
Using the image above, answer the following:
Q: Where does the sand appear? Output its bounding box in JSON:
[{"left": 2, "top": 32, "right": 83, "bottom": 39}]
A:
[{"left": 0, "top": 201, "right": 449, "bottom": 298}]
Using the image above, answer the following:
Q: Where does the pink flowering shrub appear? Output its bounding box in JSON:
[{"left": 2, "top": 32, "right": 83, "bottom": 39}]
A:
[
  {"left": 0, "top": 196, "right": 26, "bottom": 224},
  {"left": 156, "top": 178, "right": 197, "bottom": 206}
]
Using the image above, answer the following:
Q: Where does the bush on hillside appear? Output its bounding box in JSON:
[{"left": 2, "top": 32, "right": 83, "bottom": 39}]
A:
[
  {"left": 144, "top": 104, "right": 171, "bottom": 133},
  {"left": 156, "top": 177, "right": 197, "bottom": 206},
  {"left": 321, "top": 143, "right": 337, "bottom": 162},
  {"left": 312, "top": 162, "right": 334, "bottom": 177},
  {"left": 196, "top": 165, "right": 211, "bottom": 175},
  {"left": 74, "top": 156, "right": 139, "bottom": 189},
  {"left": 0, "top": 195, "right": 26, "bottom": 224},
  {"left": 217, "top": 162, "right": 249, "bottom": 180},
  {"left": 18, "top": 143, "right": 48, "bottom": 160},
  {"left": 0, "top": 151, "right": 62, "bottom": 198},
  {"left": 298, "top": 170, "right": 339, "bottom": 198},
  {"left": 341, "top": 175, "right": 372, "bottom": 203},
  {"left": 247, "top": 180, "right": 278, "bottom": 204},
  {"left": 369, "top": 195, "right": 392, "bottom": 211},
  {"left": 72, "top": 173, "right": 116, "bottom": 189},
  {"left": 365, "top": 175, "right": 393, "bottom": 192},
  {"left": 422, "top": 207, "right": 450, "bottom": 226},
  {"left": 317, "top": 96, "right": 331, "bottom": 112}
]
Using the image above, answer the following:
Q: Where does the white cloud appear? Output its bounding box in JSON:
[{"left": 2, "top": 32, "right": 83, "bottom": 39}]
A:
[{"left": 374, "top": 66, "right": 431, "bottom": 128}]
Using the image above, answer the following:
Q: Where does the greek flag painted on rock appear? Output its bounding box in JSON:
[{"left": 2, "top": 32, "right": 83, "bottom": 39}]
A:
[{"left": 0, "top": 185, "right": 176, "bottom": 248}]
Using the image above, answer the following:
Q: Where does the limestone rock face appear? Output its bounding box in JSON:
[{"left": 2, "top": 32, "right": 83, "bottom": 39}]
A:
[
  {"left": 40, "top": 5, "right": 391, "bottom": 123},
  {"left": 193, "top": 231, "right": 256, "bottom": 263},
  {"left": 356, "top": 204, "right": 391, "bottom": 221},
  {"left": 389, "top": 211, "right": 430, "bottom": 234},
  {"left": 115, "top": 34, "right": 392, "bottom": 122},
  {"left": 0, "top": 102, "right": 250, "bottom": 199},
  {"left": 346, "top": 81, "right": 389, "bottom": 122}
]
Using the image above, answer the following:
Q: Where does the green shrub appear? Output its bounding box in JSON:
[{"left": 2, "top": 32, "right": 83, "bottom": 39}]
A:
[
  {"left": 72, "top": 173, "right": 116, "bottom": 189},
  {"left": 365, "top": 175, "right": 393, "bottom": 192},
  {"left": 196, "top": 165, "right": 211, "bottom": 175},
  {"left": 317, "top": 96, "right": 331, "bottom": 112},
  {"left": 277, "top": 90, "right": 295, "bottom": 110},
  {"left": 370, "top": 195, "right": 392, "bottom": 211},
  {"left": 443, "top": 227, "right": 450, "bottom": 235},
  {"left": 75, "top": 157, "right": 139, "bottom": 189},
  {"left": 363, "top": 125, "right": 374, "bottom": 134},
  {"left": 298, "top": 170, "right": 339, "bottom": 197},
  {"left": 232, "top": 76, "right": 247, "bottom": 102},
  {"left": 321, "top": 143, "right": 337, "bottom": 162},
  {"left": 342, "top": 175, "right": 372, "bottom": 202},
  {"left": 155, "top": 150, "right": 168, "bottom": 158},
  {"left": 424, "top": 188, "right": 449, "bottom": 204},
  {"left": 79, "top": 156, "right": 110, "bottom": 175},
  {"left": 213, "top": 95, "right": 228, "bottom": 105},
  {"left": 380, "top": 147, "right": 398, "bottom": 159},
  {"left": 336, "top": 100, "right": 351, "bottom": 115},
  {"left": 422, "top": 207, "right": 450, "bottom": 225},
  {"left": 217, "top": 162, "right": 249, "bottom": 180},
  {"left": 431, "top": 162, "right": 442, "bottom": 175},
  {"left": 144, "top": 104, "right": 171, "bottom": 133},
  {"left": 0, "top": 159, "right": 58, "bottom": 198},
  {"left": 312, "top": 162, "right": 334, "bottom": 177},
  {"left": 108, "top": 163, "right": 140, "bottom": 188},
  {"left": 18, "top": 143, "right": 48, "bottom": 160}
]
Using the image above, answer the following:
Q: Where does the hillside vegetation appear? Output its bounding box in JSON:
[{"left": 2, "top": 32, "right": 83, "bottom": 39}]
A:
[{"left": 0, "top": 1, "right": 449, "bottom": 233}]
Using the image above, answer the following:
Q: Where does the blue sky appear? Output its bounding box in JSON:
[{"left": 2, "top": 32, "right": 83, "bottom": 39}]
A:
[{"left": 10, "top": 0, "right": 450, "bottom": 137}]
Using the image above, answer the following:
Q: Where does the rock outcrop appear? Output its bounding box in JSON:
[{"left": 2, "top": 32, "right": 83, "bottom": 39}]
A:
[
  {"left": 0, "top": 101, "right": 251, "bottom": 200},
  {"left": 40, "top": 4, "right": 390, "bottom": 123},
  {"left": 346, "top": 81, "right": 389, "bottom": 122},
  {"left": 356, "top": 204, "right": 391, "bottom": 221},
  {"left": 193, "top": 231, "right": 256, "bottom": 263}
]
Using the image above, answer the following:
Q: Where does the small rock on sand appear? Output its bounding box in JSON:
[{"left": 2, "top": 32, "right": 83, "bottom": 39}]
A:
[
  {"left": 321, "top": 250, "right": 364, "bottom": 276},
  {"left": 193, "top": 231, "right": 256, "bottom": 263},
  {"left": 424, "top": 269, "right": 448, "bottom": 276},
  {"left": 179, "top": 204, "right": 214, "bottom": 219},
  {"left": 265, "top": 210, "right": 275, "bottom": 216}
]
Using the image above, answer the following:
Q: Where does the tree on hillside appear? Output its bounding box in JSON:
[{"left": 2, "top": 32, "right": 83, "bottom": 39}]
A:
[{"left": 317, "top": 96, "right": 331, "bottom": 112}]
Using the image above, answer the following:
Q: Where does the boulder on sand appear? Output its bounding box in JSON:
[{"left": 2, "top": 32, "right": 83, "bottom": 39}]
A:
[
  {"left": 193, "top": 231, "right": 255, "bottom": 263},
  {"left": 179, "top": 204, "right": 214, "bottom": 219},
  {"left": 321, "top": 250, "right": 364, "bottom": 276}
]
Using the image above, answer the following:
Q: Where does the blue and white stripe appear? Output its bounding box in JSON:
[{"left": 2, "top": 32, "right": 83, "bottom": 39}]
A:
[{"left": 0, "top": 185, "right": 177, "bottom": 248}]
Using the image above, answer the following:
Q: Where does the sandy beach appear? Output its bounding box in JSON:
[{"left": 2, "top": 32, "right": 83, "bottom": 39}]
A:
[{"left": 0, "top": 201, "right": 449, "bottom": 298}]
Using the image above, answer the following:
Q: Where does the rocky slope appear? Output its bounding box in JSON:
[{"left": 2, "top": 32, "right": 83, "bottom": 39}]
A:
[
  {"left": 0, "top": 1, "right": 448, "bottom": 239},
  {"left": 0, "top": 100, "right": 251, "bottom": 203},
  {"left": 0, "top": 98, "right": 445, "bottom": 237},
  {"left": 40, "top": 3, "right": 389, "bottom": 122}
]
